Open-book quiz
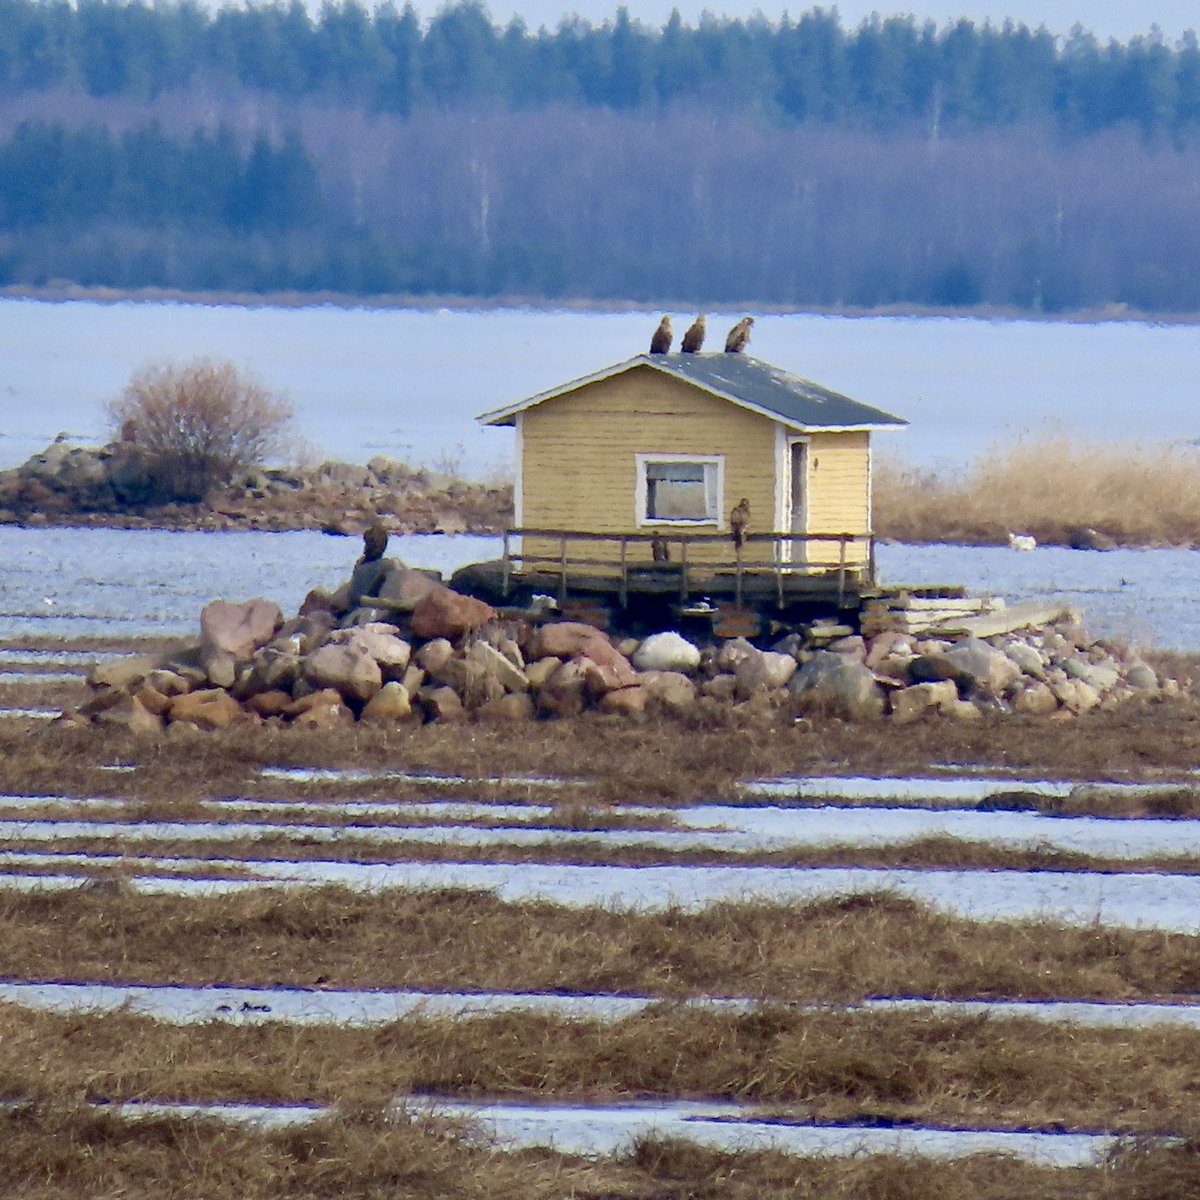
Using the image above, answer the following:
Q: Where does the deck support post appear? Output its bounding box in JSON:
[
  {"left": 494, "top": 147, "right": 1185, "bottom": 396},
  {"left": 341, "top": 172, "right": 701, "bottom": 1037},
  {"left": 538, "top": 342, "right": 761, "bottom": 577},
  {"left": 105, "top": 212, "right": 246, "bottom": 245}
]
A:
[
  {"left": 501, "top": 530, "right": 511, "bottom": 599},
  {"left": 680, "top": 539, "right": 689, "bottom": 604},
  {"left": 734, "top": 542, "right": 743, "bottom": 608},
  {"left": 619, "top": 537, "right": 629, "bottom": 609},
  {"left": 837, "top": 538, "right": 847, "bottom": 607}
]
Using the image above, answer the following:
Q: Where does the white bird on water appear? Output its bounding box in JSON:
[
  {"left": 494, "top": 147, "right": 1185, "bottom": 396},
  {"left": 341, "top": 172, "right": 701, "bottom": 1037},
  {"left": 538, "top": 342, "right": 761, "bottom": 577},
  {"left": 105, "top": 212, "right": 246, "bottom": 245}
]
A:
[{"left": 1007, "top": 532, "right": 1037, "bottom": 551}]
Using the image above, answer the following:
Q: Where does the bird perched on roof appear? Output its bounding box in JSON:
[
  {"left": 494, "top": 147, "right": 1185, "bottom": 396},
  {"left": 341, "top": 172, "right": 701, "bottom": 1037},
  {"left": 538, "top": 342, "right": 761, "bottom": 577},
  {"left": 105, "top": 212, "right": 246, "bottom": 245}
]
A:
[
  {"left": 724, "top": 316, "right": 754, "bottom": 353},
  {"left": 730, "top": 498, "right": 750, "bottom": 549},
  {"left": 681, "top": 314, "right": 706, "bottom": 353},
  {"left": 649, "top": 315, "right": 673, "bottom": 354}
]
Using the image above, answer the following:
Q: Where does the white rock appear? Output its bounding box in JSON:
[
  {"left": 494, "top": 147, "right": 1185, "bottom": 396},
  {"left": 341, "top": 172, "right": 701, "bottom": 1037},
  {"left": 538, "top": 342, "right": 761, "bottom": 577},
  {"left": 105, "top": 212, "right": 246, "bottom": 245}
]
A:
[{"left": 633, "top": 632, "right": 701, "bottom": 673}]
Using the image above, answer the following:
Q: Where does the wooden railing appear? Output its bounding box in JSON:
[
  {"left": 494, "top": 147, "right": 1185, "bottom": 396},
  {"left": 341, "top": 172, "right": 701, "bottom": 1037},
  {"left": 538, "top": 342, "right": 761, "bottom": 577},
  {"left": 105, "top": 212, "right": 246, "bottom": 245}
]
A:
[{"left": 500, "top": 528, "right": 876, "bottom": 607}]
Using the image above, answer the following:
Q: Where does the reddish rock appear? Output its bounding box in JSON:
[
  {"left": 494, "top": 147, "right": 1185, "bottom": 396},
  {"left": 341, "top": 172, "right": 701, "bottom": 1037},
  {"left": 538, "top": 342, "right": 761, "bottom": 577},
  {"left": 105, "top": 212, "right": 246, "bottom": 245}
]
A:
[
  {"left": 598, "top": 686, "right": 646, "bottom": 717},
  {"left": 95, "top": 694, "right": 164, "bottom": 735},
  {"left": 168, "top": 688, "right": 243, "bottom": 730},
  {"left": 286, "top": 688, "right": 345, "bottom": 718},
  {"left": 525, "top": 657, "right": 562, "bottom": 689},
  {"left": 360, "top": 681, "right": 416, "bottom": 723},
  {"left": 200, "top": 598, "right": 282, "bottom": 659},
  {"left": 478, "top": 693, "right": 536, "bottom": 722},
  {"left": 410, "top": 587, "right": 496, "bottom": 640},
  {"left": 245, "top": 689, "right": 294, "bottom": 718},
  {"left": 293, "top": 698, "right": 354, "bottom": 729},
  {"left": 132, "top": 684, "right": 172, "bottom": 718},
  {"left": 416, "top": 638, "right": 455, "bottom": 675}
]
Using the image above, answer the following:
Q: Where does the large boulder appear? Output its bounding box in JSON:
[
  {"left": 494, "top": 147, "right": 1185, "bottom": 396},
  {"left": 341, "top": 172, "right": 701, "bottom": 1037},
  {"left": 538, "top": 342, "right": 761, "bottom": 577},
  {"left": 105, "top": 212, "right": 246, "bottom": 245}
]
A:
[
  {"left": 200, "top": 598, "right": 282, "bottom": 688},
  {"left": 910, "top": 637, "right": 1019, "bottom": 697},
  {"left": 410, "top": 587, "right": 496, "bottom": 641},
  {"left": 467, "top": 640, "right": 529, "bottom": 693},
  {"left": 789, "top": 652, "right": 884, "bottom": 720},
  {"left": 168, "top": 688, "right": 243, "bottom": 730},
  {"left": 734, "top": 650, "right": 796, "bottom": 700},
  {"left": 360, "top": 681, "right": 417, "bottom": 723},
  {"left": 633, "top": 632, "right": 701, "bottom": 673},
  {"left": 890, "top": 680, "right": 958, "bottom": 723},
  {"left": 332, "top": 625, "right": 412, "bottom": 678},
  {"left": 537, "top": 659, "right": 589, "bottom": 717},
  {"left": 303, "top": 643, "right": 383, "bottom": 704},
  {"left": 89, "top": 653, "right": 164, "bottom": 692},
  {"left": 638, "top": 670, "right": 697, "bottom": 716}
]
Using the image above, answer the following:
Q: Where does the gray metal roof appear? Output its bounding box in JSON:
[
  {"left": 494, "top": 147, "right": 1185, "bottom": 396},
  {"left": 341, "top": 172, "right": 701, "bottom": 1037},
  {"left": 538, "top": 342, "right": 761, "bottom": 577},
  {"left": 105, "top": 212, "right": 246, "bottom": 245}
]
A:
[{"left": 478, "top": 353, "right": 907, "bottom": 431}]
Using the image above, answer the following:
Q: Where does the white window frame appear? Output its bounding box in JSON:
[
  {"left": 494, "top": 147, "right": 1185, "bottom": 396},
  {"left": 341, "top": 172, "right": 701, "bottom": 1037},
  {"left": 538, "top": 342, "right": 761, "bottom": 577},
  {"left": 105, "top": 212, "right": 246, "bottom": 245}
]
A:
[{"left": 635, "top": 453, "right": 725, "bottom": 528}]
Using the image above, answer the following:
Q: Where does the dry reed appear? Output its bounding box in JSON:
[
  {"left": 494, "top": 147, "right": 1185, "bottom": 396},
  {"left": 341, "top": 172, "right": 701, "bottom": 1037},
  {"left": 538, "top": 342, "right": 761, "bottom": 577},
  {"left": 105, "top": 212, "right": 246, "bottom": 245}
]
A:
[
  {"left": 875, "top": 438, "right": 1200, "bottom": 546},
  {"left": 0, "top": 886, "right": 1196, "bottom": 1002},
  {"left": 0, "top": 1002, "right": 1195, "bottom": 1131},
  {"left": 6, "top": 1103, "right": 1192, "bottom": 1200}
]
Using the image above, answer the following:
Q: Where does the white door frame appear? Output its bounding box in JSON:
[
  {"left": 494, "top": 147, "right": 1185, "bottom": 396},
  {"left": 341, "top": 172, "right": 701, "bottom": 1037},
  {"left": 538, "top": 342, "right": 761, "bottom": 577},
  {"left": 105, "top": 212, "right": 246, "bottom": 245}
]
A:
[{"left": 779, "top": 432, "right": 810, "bottom": 564}]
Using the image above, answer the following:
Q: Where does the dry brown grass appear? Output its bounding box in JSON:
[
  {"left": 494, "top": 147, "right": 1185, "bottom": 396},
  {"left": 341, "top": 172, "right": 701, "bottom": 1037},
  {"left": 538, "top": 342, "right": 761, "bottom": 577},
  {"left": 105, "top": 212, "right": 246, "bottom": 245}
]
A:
[
  {"left": 875, "top": 439, "right": 1200, "bottom": 546},
  {"left": 8, "top": 828, "right": 1200, "bottom": 876},
  {"left": 7, "top": 1104, "right": 1193, "bottom": 1200},
  {"left": 1, "top": 1002, "right": 1196, "bottom": 1131},
  {"left": 0, "top": 886, "right": 1196, "bottom": 1003},
  {"left": 11, "top": 701, "right": 1200, "bottom": 812}
]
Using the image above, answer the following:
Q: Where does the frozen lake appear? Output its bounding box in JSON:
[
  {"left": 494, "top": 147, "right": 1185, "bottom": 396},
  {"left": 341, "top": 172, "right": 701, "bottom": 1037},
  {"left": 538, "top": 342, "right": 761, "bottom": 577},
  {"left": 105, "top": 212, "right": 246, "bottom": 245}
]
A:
[
  {"left": 0, "top": 525, "right": 1197, "bottom": 647},
  {"left": 3, "top": 298, "right": 1200, "bottom": 477}
]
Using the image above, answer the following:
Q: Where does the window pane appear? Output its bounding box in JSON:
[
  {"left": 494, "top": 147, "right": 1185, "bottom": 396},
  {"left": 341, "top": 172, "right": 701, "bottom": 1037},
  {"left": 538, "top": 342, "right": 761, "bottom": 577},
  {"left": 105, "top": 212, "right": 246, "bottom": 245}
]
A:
[{"left": 644, "top": 460, "right": 717, "bottom": 520}]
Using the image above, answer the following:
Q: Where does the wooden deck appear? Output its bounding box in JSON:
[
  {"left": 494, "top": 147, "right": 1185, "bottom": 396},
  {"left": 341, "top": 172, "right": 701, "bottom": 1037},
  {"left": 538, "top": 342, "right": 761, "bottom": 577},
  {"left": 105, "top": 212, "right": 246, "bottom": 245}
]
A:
[{"left": 490, "top": 528, "right": 878, "bottom": 611}]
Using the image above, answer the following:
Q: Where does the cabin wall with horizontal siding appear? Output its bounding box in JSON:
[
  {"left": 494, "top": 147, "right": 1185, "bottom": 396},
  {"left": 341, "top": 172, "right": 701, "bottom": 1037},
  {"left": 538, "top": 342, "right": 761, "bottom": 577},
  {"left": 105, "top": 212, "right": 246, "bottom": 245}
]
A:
[
  {"left": 521, "top": 366, "right": 775, "bottom": 566},
  {"left": 804, "top": 430, "right": 871, "bottom": 566}
]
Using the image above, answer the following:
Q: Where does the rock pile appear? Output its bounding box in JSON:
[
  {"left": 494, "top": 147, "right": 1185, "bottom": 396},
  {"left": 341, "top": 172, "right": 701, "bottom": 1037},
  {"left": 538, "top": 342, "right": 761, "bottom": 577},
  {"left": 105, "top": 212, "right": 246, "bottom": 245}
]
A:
[
  {"left": 65, "top": 570, "right": 1175, "bottom": 733},
  {"left": 0, "top": 439, "right": 511, "bottom": 533}
]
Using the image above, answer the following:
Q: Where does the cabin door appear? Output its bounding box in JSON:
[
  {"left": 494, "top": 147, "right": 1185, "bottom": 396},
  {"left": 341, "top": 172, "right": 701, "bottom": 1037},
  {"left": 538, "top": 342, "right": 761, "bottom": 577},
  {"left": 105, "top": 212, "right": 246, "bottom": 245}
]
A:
[{"left": 788, "top": 439, "right": 808, "bottom": 562}]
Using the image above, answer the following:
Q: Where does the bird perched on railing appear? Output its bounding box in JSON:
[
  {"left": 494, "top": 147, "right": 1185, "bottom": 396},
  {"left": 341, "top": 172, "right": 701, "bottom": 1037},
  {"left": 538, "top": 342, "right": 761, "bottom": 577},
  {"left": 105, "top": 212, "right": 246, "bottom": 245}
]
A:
[
  {"left": 730, "top": 497, "right": 751, "bottom": 549},
  {"left": 649, "top": 315, "right": 673, "bottom": 354},
  {"left": 681, "top": 314, "right": 706, "bottom": 353},
  {"left": 725, "top": 316, "right": 754, "bottom": 353}
]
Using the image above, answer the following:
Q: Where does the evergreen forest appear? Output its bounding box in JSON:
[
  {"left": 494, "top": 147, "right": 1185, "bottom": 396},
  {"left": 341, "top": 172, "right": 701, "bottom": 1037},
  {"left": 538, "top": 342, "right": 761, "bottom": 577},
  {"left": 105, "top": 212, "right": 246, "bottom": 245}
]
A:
[{"left": 2, "top": 0, "right": 1200, "bottom": 310}]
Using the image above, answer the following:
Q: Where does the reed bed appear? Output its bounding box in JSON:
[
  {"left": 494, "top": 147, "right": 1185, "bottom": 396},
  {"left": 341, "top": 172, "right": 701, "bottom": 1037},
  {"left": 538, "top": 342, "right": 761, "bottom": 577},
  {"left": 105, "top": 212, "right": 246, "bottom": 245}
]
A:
[
  {"left": 875, "top": 438, "right": 1200, "bottom": 546},
  {"left": 2, "top": 1002, "right": 1197, "bottom": 1131},
  {"left": 1, "top": 886, "right": 1196, "bottom": 1003},
  {"left": 6, "top": 1104, "right": 1193, "bottom": 1200}
]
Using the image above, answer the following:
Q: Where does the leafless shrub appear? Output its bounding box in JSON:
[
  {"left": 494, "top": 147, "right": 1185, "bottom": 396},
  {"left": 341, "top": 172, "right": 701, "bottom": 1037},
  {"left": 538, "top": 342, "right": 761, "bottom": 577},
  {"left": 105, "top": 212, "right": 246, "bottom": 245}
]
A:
[{"left": 107, "top": 357, "right": 293, "bottom": 502}]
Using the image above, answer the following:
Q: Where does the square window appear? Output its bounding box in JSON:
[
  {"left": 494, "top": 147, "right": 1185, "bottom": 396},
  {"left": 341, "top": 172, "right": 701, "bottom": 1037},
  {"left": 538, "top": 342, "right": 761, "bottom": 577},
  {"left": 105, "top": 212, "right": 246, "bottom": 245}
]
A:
[{"left": 637, "top": 455, "right": 722, "bottom": 526}]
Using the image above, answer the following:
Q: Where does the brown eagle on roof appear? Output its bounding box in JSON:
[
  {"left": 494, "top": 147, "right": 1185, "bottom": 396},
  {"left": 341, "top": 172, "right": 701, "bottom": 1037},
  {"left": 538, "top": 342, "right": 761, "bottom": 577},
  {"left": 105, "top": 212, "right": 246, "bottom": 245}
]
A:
[
  {"left": 681, "top": 314, "right": 706, "bottom": 353},
  {"left": 649, "top": 315, "right": 673, "bottom": 354},
  {"left": 724, "top": 316, "right": 754, "bottom": 353}
]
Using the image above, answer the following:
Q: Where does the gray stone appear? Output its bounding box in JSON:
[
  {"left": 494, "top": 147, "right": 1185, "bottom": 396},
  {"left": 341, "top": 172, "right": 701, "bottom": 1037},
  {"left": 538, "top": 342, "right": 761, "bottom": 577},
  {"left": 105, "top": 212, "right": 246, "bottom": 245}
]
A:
[
  {"left": 303, "top": 643, "right": 383, "bottom": 704},
  {"left": 638, "top": 670, "right": 697, "bottom": 715},
  {"left": 715, "top": 637, "right": 759, "bottom": 672},
  {"left": 537, "top": 659, "right": 589, "bottom": 717},
  {"left": 890, "top": 680, "right": 957, "bottom": 723},
  {"left": 633, "top": 631, "right": 702, "bottom": 673},
  {"left": 789, "top": 652, "right": 884, "bottom": 720},
  {"left": 734, "top": 650, "right": 796, "bottom": 700},
  {"left": 1005, "top": 641, "right": 1047, "bottom": 680},
  {"left": 911, "top": 637, "right": 1019, "bottom": 696},
  {"left": 1125, "top": 662, "right": 1160, "bottom": 691},
  {"left": 1011, "top": 681, "right": 1059, "bottom": 715},
  {"left": 200, "top": 598, "right": 282, "bottom": 660},
  {"left": 338, "top": 627, "right": 412, "bottom": 677},
  {"left": 360, "top": 681, "right": 416, "bottom": 723},
  {"left": 89, "top": 653, "right": 163, "bottom": 692},
  {"left": 1065, "top": 658, "right": 1120, "bottom": 693},
  {"left": 467, "top": 639, "right": 529, "bottom": 693}
]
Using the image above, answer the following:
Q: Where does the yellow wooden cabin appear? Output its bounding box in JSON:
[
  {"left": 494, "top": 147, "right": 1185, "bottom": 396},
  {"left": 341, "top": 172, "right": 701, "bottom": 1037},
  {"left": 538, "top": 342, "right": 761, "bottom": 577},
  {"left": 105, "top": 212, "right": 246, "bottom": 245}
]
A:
[{"left": 477, "top": 352, "right": 905, "bottom": 611}]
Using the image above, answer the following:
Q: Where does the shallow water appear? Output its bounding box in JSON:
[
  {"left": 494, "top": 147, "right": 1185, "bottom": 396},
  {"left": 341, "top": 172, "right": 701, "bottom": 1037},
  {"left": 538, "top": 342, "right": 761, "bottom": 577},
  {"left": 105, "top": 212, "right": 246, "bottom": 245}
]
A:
[
  {"left": 10, "top": 801, "right": 1200, "bottom": 859},
  {"left": 4, "top": 853, "right": 1200, "bottom": 930},
  {"left": 2, "top": 524, "right": 1199, "bottom": 645},
  {"left": 3, "top": 978, "right": 1198, "bottom": 1031},
  {"left": 102, "top": 1095, "right": 1120, "bottom": 1164},
  {"left": 6, "top": 300, "right": 1200, "bottom": 480}
]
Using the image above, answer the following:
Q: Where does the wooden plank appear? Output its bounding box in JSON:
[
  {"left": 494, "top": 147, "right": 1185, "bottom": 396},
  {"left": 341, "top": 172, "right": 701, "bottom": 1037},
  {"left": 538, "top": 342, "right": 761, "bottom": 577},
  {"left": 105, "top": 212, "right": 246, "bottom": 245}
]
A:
[
  {"left": 871, "top": 596, "right": 992, "bottom": 614},
  {"left": 938, "top": 602, "right": 1079, "bottom": 638}
]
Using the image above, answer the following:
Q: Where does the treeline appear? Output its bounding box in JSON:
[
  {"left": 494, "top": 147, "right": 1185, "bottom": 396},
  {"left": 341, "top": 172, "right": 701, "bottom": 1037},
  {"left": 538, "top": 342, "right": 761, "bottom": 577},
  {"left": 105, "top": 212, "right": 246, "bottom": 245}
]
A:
[
  {"left": 4, "top": 108, "right": 1200, "bottom": 310},
  {"left": 0, "top": 0, "right": 1198, "bottom": 137},
  {"left": 0, "top": 123, "right": 318, "bottom": 231}
]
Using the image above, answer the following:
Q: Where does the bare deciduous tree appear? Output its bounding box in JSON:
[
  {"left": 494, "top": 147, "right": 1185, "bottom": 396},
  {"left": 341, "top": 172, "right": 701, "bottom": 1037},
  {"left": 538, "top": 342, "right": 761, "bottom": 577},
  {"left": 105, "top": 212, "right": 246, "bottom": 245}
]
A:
[{"left": 108, "top": 357, "right": 293, "bottom": 502}]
